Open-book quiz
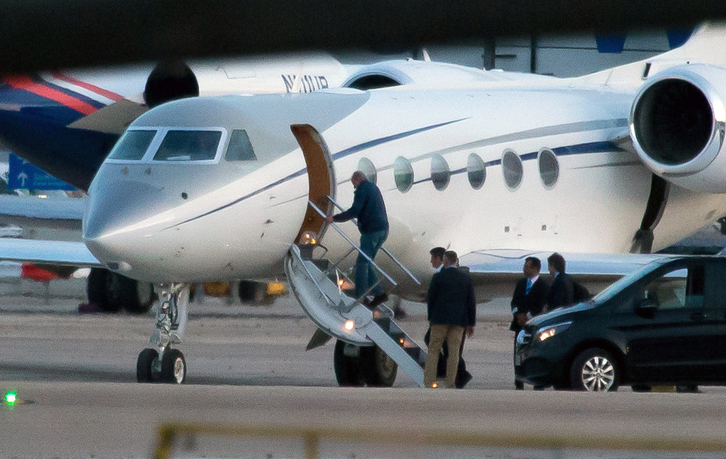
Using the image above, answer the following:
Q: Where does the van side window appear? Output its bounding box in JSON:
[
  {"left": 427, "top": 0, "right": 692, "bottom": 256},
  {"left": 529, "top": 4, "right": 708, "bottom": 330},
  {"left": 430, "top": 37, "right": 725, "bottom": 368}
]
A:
[
  {"left": 644, "top": 274, "right": 687, "bottom": 310},
  {"left": 685, "top": 264, "right": 705, "bottom": 308},
  {"left": 225, "top": 130, "right": 257, "bottom": 161},
  {"left": 642, "top": 265, "right": 704, "bottom": 310}
]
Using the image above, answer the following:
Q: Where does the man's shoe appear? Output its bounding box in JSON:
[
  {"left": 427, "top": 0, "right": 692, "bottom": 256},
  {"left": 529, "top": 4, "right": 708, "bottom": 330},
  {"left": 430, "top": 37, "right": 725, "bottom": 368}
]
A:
[
  {"left": 455, "top": 371, "right": 473, "bottom": 389},
  {"left": 393, "top": 307, "right": 407, "bottom": 320},
  {"left": 78, "top": 303, "right": 106, "bottom": 314},
  {"left": 369, "top": 293, "right": 389, "bottom": 308},
  {"left": 515, "top": 380, "right": 524, "bottom": 390}
]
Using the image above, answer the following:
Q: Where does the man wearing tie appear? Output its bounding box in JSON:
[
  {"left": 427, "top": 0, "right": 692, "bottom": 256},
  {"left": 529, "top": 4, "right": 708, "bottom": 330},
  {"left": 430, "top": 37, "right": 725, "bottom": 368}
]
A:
[{"left": 510, "top": 257, "right": 549, "bottom": 390}]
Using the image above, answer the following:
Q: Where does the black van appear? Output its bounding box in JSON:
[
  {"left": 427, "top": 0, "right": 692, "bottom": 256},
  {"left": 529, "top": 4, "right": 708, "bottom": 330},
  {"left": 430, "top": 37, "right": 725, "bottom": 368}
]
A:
[{"left": 515, "top": 256, "right": 726, "bottom": 391}]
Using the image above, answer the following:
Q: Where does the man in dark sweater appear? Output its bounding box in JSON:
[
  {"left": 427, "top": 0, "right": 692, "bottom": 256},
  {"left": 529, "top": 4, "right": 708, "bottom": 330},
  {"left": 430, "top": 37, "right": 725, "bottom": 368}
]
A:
[
  {"left": 424, "top": 250, "right": 476, "bottom": 388},
  {"left": 326, "top": 171, "right": 389, "bottom": 305},
  {"left": 546, "top": 252, "right": 574, "bottom": 310}
]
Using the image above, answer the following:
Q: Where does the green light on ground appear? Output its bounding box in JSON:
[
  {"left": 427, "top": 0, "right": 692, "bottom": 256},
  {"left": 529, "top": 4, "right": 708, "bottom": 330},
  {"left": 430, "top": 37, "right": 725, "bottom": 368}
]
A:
[{"left": 4, "top": 392, "right": 17, "bottom": 405}]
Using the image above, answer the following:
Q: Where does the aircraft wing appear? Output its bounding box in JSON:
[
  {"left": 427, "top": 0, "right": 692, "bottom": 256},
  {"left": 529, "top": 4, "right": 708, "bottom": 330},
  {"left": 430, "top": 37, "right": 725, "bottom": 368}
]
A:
[
  {"left": 459, "top": 249, "right": 670, "bottom": 300},
  {"left": 0, "top": 195, "right": 84, "bottom": 231},
  {"left": 461, "top": 249, "right": 666, "bottom": 277},
  {"left": 0, "top": 238, "right": 100, "bottom": 267}
]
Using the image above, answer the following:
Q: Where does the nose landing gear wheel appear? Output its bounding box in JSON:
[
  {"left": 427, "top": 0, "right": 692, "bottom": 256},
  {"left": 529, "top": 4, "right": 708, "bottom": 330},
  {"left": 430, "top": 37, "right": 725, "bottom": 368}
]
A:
[
  {"left": 137, "top": 348, "right": 159, "bottom": 383},
  {"left": 161, "top": 349, "right": 187, "bottom": 384}
]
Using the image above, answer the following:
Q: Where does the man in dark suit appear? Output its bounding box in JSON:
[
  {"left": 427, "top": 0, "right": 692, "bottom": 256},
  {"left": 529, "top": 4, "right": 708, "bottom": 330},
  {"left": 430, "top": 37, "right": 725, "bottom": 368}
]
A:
[
  {"left": 424, "top": 247, "right": 473, "bottom": 388},
  {"left": 546, "top": 252, "right": 574, "bottom": 310},
  {"left": 424, "top": 250, "right": 476, "bottom": 388},
  {"left": 510, "top": 256, "right": 549, "bottom": 389}
]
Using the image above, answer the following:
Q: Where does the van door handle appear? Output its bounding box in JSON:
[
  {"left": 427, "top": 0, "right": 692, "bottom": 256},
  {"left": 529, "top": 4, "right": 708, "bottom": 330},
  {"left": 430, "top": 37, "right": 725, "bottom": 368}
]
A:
[{"left": 690, "top": 312, "right": 706, "bottom": 321}]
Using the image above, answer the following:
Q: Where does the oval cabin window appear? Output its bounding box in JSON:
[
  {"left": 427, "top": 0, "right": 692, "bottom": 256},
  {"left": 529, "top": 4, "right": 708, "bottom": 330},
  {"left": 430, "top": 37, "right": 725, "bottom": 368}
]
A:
[
  {"left": 538, "top": 149, "right": 559, "bottom": 188},
  {"left": 467, "top": 153, "right": 486, "bottom": 190},
  {"left": 431, "top": 154, "right": 450, "bottom": 191},
  {"left": 394, "top": 156, "right": 414, "bottom": 193},
  {"left": 502, "top": 150, "right": 523, "bottom": 190},
  {"left": 357, "top": 158, "right": 377, "bottom": 185}
]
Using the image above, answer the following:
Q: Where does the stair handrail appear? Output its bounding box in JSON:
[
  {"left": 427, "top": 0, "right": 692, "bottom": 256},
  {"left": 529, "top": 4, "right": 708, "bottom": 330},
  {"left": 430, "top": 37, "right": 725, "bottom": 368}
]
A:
[
  {"left": 325, "top": 195, "right": 420, "bottom": 286},
  {"left": 287, "top": 245, "right": 340, "bottom": 308},
  {"left": 307, "top": 200, "right": 397, "bottom": 288}
]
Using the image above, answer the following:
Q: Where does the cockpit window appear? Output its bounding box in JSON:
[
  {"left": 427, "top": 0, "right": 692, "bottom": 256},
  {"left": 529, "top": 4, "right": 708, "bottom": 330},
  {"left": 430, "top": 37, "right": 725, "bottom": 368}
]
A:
[
  {"left": 108, "top": 130, "right": 156, "bottom": 160},
  {"left": 225, "top": 130, "right": 257, "bottom": 161},
  {"left": 154, "top": 130, "right": 222, "bottom": 162}
]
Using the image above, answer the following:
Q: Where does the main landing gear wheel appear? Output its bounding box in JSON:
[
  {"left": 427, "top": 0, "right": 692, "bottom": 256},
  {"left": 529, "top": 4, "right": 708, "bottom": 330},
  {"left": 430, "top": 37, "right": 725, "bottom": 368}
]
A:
[
  {"left": 570, "top": 347, "right": 619, "bottom": 392},
  {"left": 87, "top": 268, "right": 120, "bottom": 313},
  {"left": 333, "top": 340, "right": 398, "bottom": 387},
  {"left": 87, "top": 268, "right": 155, "bottom": 314},
  {"left": 361, "top": 346, "right": 397, "bottom": 387},
  {"left": 333, "top": 340, "right": 365, "bottom": 386}
]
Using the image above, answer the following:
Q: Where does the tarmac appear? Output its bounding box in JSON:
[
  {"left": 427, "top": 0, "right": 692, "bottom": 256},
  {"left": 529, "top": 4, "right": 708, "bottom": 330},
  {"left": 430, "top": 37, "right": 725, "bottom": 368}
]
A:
[{"left": 3, "top": 279, "right": 726, "bottom": 458}]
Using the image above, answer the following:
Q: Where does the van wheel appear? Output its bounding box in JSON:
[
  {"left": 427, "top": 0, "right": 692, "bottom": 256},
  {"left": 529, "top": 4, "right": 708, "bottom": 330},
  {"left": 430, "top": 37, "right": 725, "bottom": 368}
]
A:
[{"left": 570, "top": 348, "right": 619, "bottom": 392}]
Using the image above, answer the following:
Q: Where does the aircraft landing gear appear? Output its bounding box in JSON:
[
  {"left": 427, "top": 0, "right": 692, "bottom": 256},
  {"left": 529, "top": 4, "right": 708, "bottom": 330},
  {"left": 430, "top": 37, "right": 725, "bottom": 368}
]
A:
[
  {"left": 333, "top": 340, "right": 397, "bottom": 387},
  {"left": 136, "top": 283, "right": 189, "bottom": 384}
]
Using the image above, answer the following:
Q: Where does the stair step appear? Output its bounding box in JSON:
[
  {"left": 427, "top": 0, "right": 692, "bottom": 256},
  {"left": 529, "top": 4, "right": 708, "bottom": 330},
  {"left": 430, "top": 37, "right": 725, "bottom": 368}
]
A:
[{"left": 285, "top": 244, "right": 426, "bottom": 387}]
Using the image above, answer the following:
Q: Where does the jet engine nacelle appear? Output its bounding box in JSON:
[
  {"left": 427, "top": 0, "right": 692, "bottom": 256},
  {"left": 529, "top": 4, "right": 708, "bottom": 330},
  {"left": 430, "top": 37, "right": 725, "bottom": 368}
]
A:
[
  {"left": 144, "top": 61, "right": 200, "bottom": 109},
  {"left": 342, "top": 60, "right": 496, "bottom": 90},
  {"left": 630, "top": 64, "right": 726, "bottom": 193}
]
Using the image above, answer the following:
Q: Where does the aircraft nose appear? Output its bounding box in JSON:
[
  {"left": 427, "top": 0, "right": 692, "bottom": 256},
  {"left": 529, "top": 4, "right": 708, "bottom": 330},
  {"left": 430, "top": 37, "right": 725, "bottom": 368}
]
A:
[{"left": 83, "top": 180, "right": 168, "bottom": 255}]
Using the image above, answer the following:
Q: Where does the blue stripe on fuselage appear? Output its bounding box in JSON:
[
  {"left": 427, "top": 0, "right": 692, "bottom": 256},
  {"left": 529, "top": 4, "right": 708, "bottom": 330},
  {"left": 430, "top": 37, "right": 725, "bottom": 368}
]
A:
[{"left": 166, "top": 127, "right": 626, "bottom": 229}]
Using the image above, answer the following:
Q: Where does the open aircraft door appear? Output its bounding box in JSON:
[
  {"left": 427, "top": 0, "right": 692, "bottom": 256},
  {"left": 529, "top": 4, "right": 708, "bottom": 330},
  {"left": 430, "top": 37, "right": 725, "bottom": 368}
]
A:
[
  {"left": 287, "top": 125, "right": 426, "bottom": 387},
  {"left": 290, "top": 124, "right": 336, "bottom": 245}
]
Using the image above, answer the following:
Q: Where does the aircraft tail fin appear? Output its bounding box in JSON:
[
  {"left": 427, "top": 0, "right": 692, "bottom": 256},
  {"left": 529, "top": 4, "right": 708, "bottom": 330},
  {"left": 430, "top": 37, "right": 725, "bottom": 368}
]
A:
[
  {"left": 657, "top": 22, "right": 726, "bottom": 66},
  {"left": 574, "top": 21, "right": 726, "bottom": 87}
]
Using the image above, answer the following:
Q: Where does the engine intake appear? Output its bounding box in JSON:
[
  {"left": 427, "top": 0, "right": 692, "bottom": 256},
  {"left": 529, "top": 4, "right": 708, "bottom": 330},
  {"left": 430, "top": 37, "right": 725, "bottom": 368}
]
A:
[
  {"left": 629, "top": 64, "right": 726, "bottom": 193},
  {"left": 144, "top": 61, "right": 200, "bottom": 109}
]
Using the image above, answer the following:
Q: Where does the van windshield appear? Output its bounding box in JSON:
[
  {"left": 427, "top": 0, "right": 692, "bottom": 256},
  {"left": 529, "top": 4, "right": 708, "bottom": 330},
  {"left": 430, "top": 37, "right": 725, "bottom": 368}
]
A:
[{"left": 592, "top": 259, "right": 671, "bottom": 304}]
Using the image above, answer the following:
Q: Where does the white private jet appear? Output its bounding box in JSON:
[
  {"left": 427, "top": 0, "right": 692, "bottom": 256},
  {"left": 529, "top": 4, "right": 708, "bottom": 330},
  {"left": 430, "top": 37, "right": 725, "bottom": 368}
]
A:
[{"left": 5, "top": 23, "right": 726, "bottom": 386}]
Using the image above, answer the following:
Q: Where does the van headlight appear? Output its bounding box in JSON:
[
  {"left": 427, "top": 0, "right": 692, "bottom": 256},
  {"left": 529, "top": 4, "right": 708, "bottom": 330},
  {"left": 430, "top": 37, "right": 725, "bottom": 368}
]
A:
[{"left": 535, "top": 321, "right": 572, "bottom": 342}]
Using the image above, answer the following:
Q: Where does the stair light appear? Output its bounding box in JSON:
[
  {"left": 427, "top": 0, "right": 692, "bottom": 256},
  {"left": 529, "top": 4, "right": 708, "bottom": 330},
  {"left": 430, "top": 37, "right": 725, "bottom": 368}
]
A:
[
  {"left": 300, "top": 231, "right": 317, "bottom": 245},
  {"left": 344, "top": 320, "right": 355, "bottom": 331}
]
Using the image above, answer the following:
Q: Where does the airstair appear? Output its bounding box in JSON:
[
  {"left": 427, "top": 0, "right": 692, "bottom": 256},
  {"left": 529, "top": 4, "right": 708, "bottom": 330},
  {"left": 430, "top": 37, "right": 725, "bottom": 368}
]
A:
[{"left": 284, "top": 198, "right": 427, "bottom": 387}]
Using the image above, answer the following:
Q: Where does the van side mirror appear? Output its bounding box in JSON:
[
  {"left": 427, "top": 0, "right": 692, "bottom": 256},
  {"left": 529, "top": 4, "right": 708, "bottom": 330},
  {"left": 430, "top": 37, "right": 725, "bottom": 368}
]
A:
[{"left": 636, "top": 297, "right": 657, "bottom": 318}]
